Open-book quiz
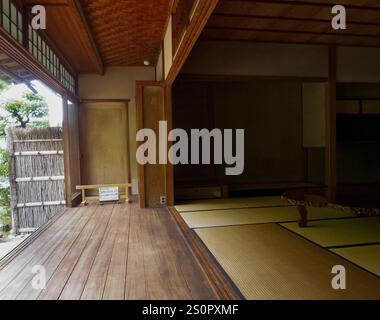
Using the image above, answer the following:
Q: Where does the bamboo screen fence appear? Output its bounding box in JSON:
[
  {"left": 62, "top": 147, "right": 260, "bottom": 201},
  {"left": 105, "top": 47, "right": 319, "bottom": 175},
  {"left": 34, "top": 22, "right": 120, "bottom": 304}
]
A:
[{"left": 7, "top": 127, "right": 66, "bottom": 234}]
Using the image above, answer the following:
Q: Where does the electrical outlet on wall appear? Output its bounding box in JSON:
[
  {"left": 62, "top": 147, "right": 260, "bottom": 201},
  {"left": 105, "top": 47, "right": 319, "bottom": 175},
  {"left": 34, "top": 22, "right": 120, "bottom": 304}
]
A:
[{"left": 160, "top": 196, "right": 167, "bottom": 205}]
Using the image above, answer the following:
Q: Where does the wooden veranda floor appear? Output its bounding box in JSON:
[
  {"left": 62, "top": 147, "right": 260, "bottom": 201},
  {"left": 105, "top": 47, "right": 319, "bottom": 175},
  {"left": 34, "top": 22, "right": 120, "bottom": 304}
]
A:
[{"left": 0, "top": 203, "right": 221, "bottom": 300}]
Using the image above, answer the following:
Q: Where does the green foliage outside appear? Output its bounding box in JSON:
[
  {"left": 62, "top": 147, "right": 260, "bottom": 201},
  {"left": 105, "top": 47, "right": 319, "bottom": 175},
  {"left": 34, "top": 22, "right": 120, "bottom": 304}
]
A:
[
  {"left": 0, "top": 92, "right": 48, "bottom": 136},
  {"left": 0, "top": 80, "right": 49, "bottom": 237},
  {"left": 0, "top": 80, "right": 7, "bottom": 92}
]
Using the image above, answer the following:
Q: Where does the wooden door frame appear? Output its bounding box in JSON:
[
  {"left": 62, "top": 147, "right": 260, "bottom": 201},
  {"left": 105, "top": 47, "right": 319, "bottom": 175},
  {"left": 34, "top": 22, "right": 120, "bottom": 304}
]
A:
[
  {"left": 136, "top": 82, "right": 174, "bottom": 208},
  {"left": 63, "top": 97, "right": 71, "bottom": 207},
  {"left": 78, "top": 99, "right": 132, "bottom": 196},
  {"left": 326, "top": 46, "right": 337, "bottom": 188},
  {"left": 63, "top": 97, "right": 83, "bottom": 207}
]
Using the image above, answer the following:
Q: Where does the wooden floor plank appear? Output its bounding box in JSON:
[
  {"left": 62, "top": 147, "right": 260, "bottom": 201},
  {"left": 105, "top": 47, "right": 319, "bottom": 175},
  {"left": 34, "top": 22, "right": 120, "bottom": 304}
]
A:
[
  {"left": 58, "top": 205, "right": 114, "bottom": 300},
  {"left": 102, "top": 204, "right": 131, "bottom": 300},
  {"left": 0, "top": 207, "right": 81, "bottom": 297},
  {"left": 140, "top": 207, "right": 182, "bottom": 299},
  {"left": 0, "top": 203, "right": 226, "bottom": 300},
  {"left": 157, "top": 208, "right": 219, "bottom": 299},
  {"left": 37, "top": 205, "right": 104, "bottom": 300},
  {"left": 15, "top": 206, "right": 95, "bottom": 300},
  {"left": 81, "top": 204, "right": 124, "bottom": 300},
  {"left": 125, "top": 207, "right": 149, "bottom": 299},
  {"left": 0, "top": 206, "right": 90, "bottom": 300},
  {"left": 147, "top": 209, "right": 192, "bottom": 300},
  {"left": 0, "top": 208, "right": 70, "bottom": 271}
]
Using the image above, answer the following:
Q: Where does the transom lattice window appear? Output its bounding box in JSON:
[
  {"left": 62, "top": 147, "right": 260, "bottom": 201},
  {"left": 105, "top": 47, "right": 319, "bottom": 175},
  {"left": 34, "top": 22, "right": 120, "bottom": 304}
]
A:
[
  {"left": 1, "top": 0, "right": 23, "bottom": 45},
  {"left": 1, "top": 0, "right": 77, "bottom": 94}
]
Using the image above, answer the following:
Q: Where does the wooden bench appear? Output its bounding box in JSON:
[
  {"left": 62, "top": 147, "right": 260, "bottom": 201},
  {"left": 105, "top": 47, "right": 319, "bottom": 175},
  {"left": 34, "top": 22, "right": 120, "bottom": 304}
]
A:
[{"left": 76, "top": 183, "right": 132, "bottom": 205}]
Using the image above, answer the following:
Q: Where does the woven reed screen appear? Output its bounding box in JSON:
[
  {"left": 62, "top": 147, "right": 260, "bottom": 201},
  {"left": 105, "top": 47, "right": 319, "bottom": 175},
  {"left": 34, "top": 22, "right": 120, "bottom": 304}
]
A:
[{"left": 7, "top": 127, "right": 66, "bottom": 234}]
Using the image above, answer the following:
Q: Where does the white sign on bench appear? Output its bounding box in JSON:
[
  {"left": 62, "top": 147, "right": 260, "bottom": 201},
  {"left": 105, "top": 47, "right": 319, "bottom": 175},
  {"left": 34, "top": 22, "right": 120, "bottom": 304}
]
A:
[{"left": 99, "top": 187, "right": 119, "bottom": 202}]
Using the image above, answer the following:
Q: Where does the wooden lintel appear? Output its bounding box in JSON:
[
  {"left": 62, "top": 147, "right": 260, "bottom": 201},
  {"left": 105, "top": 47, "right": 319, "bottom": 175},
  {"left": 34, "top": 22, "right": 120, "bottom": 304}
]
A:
[
  {"left": 166, "top": 0, "right": 219, "bottom": 85},
  {"left": 177, "top": 73, "right": 328, "bottom": 83},
  {"left": 80, "top": 99, "right": 130, "bottom": 104},
  {"left": 245, "top": 0, "right": 380, "bottom": 11},
  {"left": 212, "top": 12, "right": 380, "bottom": 28}
]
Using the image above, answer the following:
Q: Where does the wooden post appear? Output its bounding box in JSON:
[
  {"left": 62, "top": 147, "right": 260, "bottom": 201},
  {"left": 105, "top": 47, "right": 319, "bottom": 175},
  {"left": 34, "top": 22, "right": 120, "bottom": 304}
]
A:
[
  {"left": 6, "top": 129, "right": 19, "bottom": 235},
  {"left": 326, "top": 46, "right": 337, "bottom": 188},
  {"left": 125, "top": 101, "right": 132, "bottom": 198},
  {"left": 62, "top": 96, "right": 73, "bottom": 207},
  {"left": 136, "top": 82, "right": 168, "bottom": 208},
  {"left": 165, "top": 85, "right": 174, "bottom": 206},
  {"left": 136, "top": 84, "right": 145, "bottom": 208}
]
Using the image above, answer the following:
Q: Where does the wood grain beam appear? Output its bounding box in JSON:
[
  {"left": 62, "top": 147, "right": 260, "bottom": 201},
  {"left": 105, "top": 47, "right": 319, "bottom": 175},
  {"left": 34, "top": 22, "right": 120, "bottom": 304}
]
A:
[
  {"left": 205, "top": 26, "right": 380, "bottom": 39},
  {"left": 177, "top": 73, "right": 328, "bottom": 83},
  {"left": 69, "top": 0, "right": 104, "bottom": 74},
  {"left": 201, "top": 30, "right": 380, "bottom": 49},
  {"left": 224, "top": 0, "right": 380, "bottom": 11},
  {"left": 212, "top": 12, "right": 380, "bottom": 28},
  {"left": 215, "top": 0, "right": 380, "bottom": 26},
  {"left": 212, "top": 12, "right": 380, "bottom": 27},
  {"left": 166, "top": 0, "right": 219, "bottom": 84}
]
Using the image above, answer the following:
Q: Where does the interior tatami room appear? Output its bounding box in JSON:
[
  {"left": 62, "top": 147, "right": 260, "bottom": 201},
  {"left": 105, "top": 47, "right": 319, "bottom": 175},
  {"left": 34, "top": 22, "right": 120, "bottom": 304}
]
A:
[{"left": 170, "top": 1, "right": 380, "bottom": 300}]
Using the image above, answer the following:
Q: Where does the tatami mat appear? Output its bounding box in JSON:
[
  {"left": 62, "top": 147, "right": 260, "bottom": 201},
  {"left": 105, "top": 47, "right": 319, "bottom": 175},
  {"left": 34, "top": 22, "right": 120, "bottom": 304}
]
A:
[
  {"left": 195, "top": 224, "right": 380, "bottom": 300},
  {"left": 181, "top": 206, "right": 355, "bottom": 229},
  {"left": 175, "top": 196, "right": 291, "bottom": 212},
  {"left": 281, "top": 217, "right": 380, "bottom": 248},
  {"left": 331, "top": 245, "right": 380, "bottom": 277}
]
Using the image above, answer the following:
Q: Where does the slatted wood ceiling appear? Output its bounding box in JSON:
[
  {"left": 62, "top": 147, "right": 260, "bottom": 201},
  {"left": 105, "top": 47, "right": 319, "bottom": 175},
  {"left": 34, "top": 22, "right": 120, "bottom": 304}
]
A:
[
  {"left": 201, "top": 0, "right": 380, "bottom": 48},
  {"left": 80, "top": 0, "right": 172, "bottom": 67},
  {"left": 21, "top": 1, "right": 380, "bottom": 74},
  {"left": 22, "top": 0, "right": 172, "bottom": 73}
]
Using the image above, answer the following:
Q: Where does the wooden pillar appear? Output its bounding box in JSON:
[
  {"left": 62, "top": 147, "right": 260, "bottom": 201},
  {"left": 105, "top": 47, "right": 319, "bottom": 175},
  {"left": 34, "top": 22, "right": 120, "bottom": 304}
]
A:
[
  {"left": 164, "top": 85, "right": 174, "bottom": 206},
  {"left": 325, "top": 46, "right": 337, "bottom": 187},
  {"left": 136, "top": 82, "right": 173, "bottom": 208},
  {"left": 6, "top": 129, "right": 19, "bottom": 235},
  {"left": 62, "top": 96, "right": 73, "bottom": 207}
]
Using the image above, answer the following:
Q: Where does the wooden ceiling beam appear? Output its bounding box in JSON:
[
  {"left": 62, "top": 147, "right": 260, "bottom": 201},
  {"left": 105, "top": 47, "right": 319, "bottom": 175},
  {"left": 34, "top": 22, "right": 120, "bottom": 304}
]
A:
[
  {"left": 212, "top": 12, "right": 380, "bottom": 27},
  {"left": 205, "top": 26, "right": 380, "bottom": 39},
  {"left": 69, "top": 0, "right": 104, "bottom": 74},
  {"left": 23, "top": 0, "right": 102, "bottom": 73},
  {"left": 207, "top": 0, "right": 380, "bottom": 48},
  {"left": 215, "top": 1, "right": 380, "bottom": 25},
  {"left": 224, "top": 0, "right": 380, "bottom": 11},
  {"left": 200, "top": 35, "right": 380, "bottom": 49},
  {"left": 208, "top": 14, "right": 380, "bottom": 37},
  {"left": 166, "top": 0, "right": 219, "bottom": 84},
  {"left": 282, "top": 0, "right": 380, "bottom": 9}
]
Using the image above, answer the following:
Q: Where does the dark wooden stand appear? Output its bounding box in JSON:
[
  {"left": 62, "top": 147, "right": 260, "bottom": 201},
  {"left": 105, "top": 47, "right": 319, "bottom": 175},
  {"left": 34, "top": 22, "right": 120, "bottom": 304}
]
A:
[{"left": 297, "top": 205, "right": 308, "bottom": 228}]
